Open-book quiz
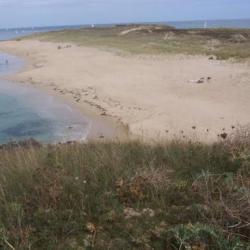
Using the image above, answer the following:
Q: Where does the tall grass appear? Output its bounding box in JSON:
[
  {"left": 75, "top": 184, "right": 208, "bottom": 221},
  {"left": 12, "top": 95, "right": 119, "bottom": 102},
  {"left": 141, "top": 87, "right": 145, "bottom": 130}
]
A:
[{"left": 0, "top": 137, "right": 249, "bottom": 249}]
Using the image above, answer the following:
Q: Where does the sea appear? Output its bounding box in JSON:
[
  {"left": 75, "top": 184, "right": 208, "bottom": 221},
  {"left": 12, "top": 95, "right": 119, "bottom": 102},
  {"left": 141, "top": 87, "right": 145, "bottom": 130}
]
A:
[
  {"left": 0, "top": 53, "right": 90, "bottom": 144},
  {"left": 167, "top": 18, "right": 250, "bottom": 29},
  {"left": 0, "top": 19, "right": 249, "bottom": 144}
]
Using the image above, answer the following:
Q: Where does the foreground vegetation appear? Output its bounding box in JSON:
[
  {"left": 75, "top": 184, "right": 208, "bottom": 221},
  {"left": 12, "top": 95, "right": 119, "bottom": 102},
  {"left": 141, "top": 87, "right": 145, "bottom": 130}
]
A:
[
  {"left": 0, "top": 132, "right": 249, "bottom": 249},
  {"left": 23, "top": 24, "right": 250, "bottom": 60}
]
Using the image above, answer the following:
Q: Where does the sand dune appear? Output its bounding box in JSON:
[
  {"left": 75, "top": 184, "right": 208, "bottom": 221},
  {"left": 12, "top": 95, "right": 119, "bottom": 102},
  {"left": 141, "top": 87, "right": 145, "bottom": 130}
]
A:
[{"left": 1, "top": 40, "right": 250, "bottom": 141}]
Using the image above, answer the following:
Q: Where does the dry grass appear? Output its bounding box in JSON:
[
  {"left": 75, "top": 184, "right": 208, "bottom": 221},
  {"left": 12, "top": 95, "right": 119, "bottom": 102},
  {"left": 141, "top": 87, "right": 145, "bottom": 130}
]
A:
[{"left": 0, "top": 137, "right": 249, "bottom": 249}]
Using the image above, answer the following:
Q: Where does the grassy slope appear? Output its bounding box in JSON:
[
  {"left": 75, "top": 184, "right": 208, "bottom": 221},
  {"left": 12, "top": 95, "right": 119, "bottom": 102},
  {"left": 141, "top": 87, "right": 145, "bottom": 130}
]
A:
[
  {"left": 0, "top": 136, "right": 249, "bottom": 249},
  {"left": 5, "top": 25, "right": 250, "bottom": 249},
  {"left": 23, "top": 25, "right": 250, "bottom": 60}
]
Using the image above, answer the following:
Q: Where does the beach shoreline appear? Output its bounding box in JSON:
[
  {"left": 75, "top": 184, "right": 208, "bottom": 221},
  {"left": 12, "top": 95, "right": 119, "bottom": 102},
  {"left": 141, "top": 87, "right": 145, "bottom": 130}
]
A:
[
  {"left": 0, "top": 42, "right": 129, "bottom": 142},
  {"left": 1, "top": 39, "right": 250, "bottom": 142}
]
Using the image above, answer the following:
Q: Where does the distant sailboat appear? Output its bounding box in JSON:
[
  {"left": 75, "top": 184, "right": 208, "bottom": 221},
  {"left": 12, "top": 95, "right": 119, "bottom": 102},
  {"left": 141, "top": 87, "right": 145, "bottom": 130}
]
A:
[{"left": 204, "top": 21, "right": 208, "bottom": 29}]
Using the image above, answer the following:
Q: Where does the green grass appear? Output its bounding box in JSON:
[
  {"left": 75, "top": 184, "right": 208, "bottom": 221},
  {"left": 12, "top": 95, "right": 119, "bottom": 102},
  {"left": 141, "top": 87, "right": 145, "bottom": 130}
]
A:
[
  {"left": 0, "top": 136, "right": 249, "bottom": 249},
  {"left": 22, "top": 25, "right": 250, "bottom": 60}
]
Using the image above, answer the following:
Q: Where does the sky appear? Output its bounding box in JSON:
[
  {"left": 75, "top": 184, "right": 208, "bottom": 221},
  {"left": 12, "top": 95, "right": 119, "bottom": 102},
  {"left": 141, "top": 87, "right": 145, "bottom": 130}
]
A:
[{"left": 0, "top": 0, "right": 249, "bottom": 28}]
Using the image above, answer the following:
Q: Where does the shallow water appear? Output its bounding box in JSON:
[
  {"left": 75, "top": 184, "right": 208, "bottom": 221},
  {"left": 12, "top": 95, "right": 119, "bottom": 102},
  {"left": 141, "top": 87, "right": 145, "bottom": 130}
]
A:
[{"left": 0, "top": 53, "right": 90, "bottom": 144}]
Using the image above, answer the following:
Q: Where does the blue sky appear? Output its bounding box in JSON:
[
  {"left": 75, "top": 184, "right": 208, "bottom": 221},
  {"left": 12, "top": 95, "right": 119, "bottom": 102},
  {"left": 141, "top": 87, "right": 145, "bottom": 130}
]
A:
[{"left": 0, "top": 0, "right": 249, "bottom": 28}]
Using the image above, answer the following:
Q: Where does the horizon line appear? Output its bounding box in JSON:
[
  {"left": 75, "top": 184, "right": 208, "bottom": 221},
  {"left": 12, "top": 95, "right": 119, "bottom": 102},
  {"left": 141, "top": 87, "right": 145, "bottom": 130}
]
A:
[{"left": 1, "top": 17, "right": 250, "bottom": 30}]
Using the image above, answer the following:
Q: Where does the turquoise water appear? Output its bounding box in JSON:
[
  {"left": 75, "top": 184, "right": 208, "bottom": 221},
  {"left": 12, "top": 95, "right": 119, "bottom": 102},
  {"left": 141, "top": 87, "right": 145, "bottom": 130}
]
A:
[
  {"left": 0, "top": 53, "right": 90, "bottom": 144},
  {"left": 0, "top": 94, "right": 53, "bottom": 142}
]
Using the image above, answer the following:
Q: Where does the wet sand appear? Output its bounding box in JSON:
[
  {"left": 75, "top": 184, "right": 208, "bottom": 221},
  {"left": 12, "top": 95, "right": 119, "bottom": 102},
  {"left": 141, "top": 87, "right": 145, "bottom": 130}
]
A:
[{"left": 1, "top": 40, "right": 250, "bottom": 142}]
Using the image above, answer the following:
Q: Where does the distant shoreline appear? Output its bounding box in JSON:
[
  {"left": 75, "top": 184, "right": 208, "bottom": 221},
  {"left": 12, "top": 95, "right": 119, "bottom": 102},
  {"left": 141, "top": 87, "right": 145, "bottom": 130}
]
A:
[{"left": 1, "top": 18, "right": 250, "bottom": 31}]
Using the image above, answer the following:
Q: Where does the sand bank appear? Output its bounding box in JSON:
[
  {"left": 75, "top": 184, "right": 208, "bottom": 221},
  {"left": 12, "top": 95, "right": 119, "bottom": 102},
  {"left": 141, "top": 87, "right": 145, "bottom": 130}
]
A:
[{"left": 1, "top": 40, "right": 250, "bottom": 142}]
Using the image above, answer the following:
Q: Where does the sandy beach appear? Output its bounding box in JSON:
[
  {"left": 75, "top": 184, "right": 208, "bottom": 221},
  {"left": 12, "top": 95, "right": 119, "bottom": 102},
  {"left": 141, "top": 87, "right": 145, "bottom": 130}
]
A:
[{"left": 1, "top": 39, "right": 250, "bottom": 142}]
